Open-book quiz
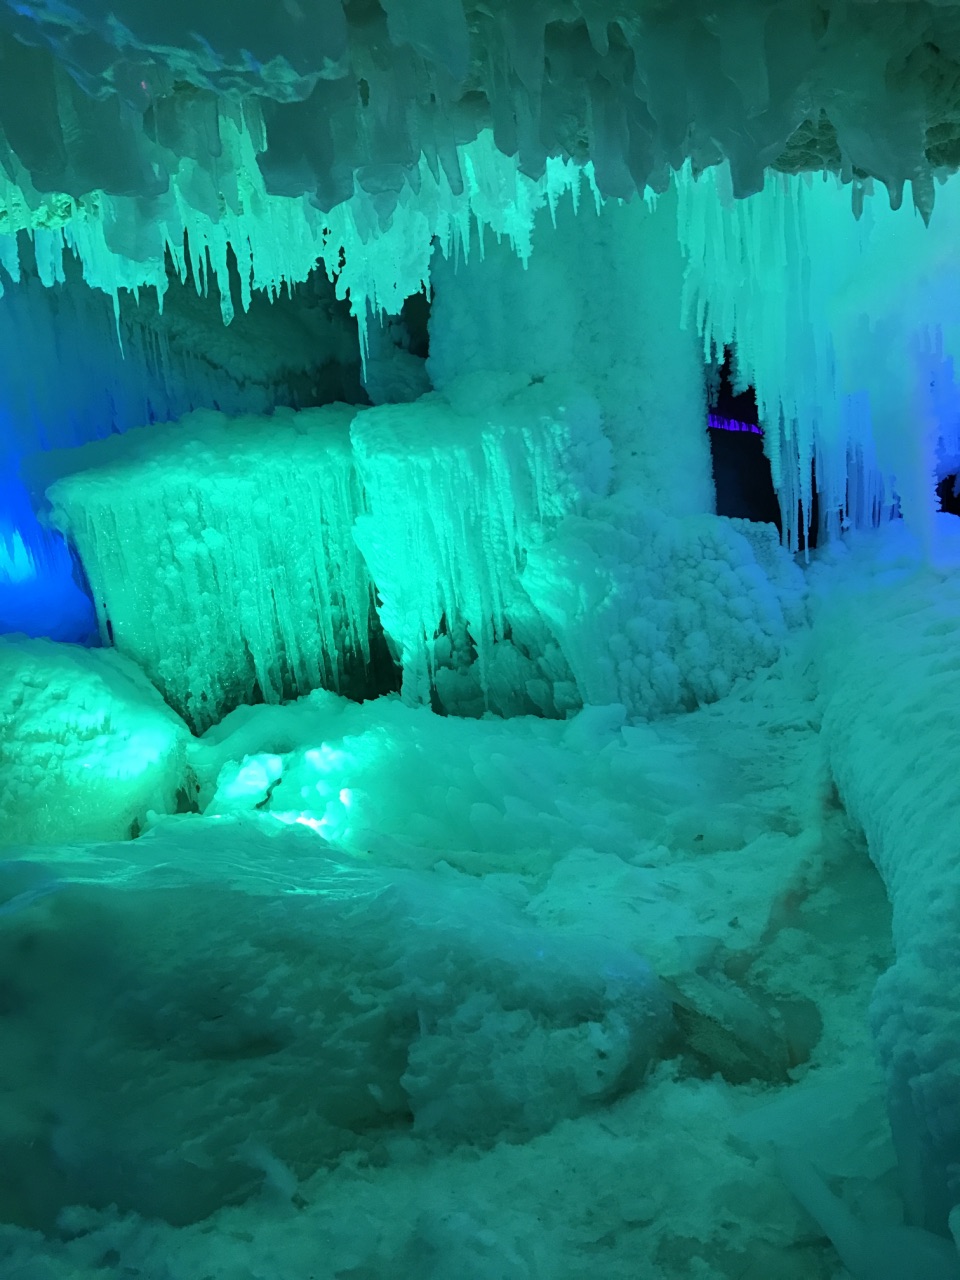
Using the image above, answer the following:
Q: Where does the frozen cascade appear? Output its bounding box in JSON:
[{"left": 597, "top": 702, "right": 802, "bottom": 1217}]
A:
[
  {"left": 0, "top": 246, "right": 363, "bottom": 643},
  {"left": 351, "top": 374, "right": 612, "bottom": 712},
  {"left": 428, "top": 188, "right": 716, "bottom": 518},
  {"left": 43, "top": 407, "right": 375, "bottom": 731}
]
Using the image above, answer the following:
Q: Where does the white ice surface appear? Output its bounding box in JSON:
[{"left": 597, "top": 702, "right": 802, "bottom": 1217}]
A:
[
  {"left": 811, "top": 520, "right": 960, "bottom": 1238},
  {"left": 0, "top": 639, "right": 901, "bottom": 1279}
]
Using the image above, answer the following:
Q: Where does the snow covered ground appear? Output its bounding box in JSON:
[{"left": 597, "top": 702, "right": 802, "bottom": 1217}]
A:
[{"left": 1, "top": 533, "right": 922, "bottom": 1278}]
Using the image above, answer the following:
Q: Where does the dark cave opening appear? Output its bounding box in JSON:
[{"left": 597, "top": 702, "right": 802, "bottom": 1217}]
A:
[
  {"left": 707, "top": 348, "right": 781, "bottom": 529},
  {"left": 937, "top": 473, "right": 960, "bottom": 516}
]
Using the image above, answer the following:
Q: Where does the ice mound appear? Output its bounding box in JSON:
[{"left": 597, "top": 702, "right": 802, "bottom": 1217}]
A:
[
  {"left": 43, "top": 405, "right": 377, "bottom": 731},
  {"left": 0, "top": 636, "right": 189, "bottom": 845},
  {"left": 524, "top": 502, "right": 805, "bottom": 718},
  {"left": 813, "top": 527, "right": 960, "bottom": 1237},
  {"left": 0, "top": 816, "right": 669, "bottom": 1227}
]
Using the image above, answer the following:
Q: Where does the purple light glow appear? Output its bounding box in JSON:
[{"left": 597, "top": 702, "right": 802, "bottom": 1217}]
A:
[{"left": 708, "top": 414, "right": 763, "bottom": 435}]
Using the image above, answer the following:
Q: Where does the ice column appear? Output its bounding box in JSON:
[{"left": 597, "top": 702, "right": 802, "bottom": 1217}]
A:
[{"left": 428, "top": 186, "right": 715, "bottom": 518}]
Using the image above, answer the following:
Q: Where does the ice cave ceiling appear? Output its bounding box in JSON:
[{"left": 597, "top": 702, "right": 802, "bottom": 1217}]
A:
[{"left": 6, "top": 0, "right": 960, "bottom": 217}]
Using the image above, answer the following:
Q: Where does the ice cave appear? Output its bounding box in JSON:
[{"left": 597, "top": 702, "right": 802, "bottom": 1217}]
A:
[{"left": 5, "top": 2, "right": 960, "bottom": 1278}]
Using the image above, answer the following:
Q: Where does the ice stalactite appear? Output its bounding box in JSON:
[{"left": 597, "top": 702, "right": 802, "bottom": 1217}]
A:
[
  {"left": 676, "top": 163, "right": 960, "bottom": 554},
  {"left": 0, "top": 122, "right": 590, "bottom": 368},
  {"left": 3, "top": 2, "right": 959, "bottom": 227}
]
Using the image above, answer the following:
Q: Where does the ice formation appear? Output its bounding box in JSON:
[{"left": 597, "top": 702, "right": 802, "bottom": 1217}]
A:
[
  {"left": 524, "top": 507, "right": 805, "bottom": 718},
  {"left": 6, "top": 1, "right": 960, "bottom": 1275},
  {"left": 43, "top": 407, "right": 376, "bottom": 730},
  {"left": 37, "top": 372, "right": 807, "bottom": 727},
  {"left": 351, "top": 373, "right": 611, "bottom": 710},
  {"left": 678, "top": 163, "right": 960, "bottom": 550},
  {"left": 427, "top": 188, "right": 715, "bottom": 515},
  {"left": 812, "top": 526, "right": 960, "bottom": 1241},
  {"left": 0, "top": 636, "right": 188, "bottom": 844}
]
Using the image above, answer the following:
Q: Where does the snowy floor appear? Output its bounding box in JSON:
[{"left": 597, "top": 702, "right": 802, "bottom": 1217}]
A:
[{"left": 0, "top": 613, "right": 905, "bottom": 1280}]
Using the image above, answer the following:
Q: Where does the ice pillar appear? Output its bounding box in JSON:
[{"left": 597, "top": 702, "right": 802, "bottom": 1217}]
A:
[{"left": 427, "top": 187, "right": 715, "bottom": 518}]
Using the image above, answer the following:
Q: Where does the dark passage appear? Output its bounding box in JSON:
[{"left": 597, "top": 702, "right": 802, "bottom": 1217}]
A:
[{"left": 707, "top": 349, "right": 782, "bottom": 529}]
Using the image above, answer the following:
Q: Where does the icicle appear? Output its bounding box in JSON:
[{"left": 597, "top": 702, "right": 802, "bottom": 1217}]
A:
[{"left": 676, "top": 160, "right": 960, "bottom": 551}]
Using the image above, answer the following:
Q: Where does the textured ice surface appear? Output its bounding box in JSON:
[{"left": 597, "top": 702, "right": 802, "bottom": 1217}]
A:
[
  {"left": 812, "top": 523, "right": 960, "bottom": 1239},
  {"left": 351, "top": 373, "right": 611, "bottom": 710},
  {"left": 428, "top": 189, "right": 715, "bottom": 517},
  {"left": 44, "top": 406, "right": 375, "bottom": 730},
  {"left": 0, "top": 651, "right": 895, "bottom": 1276},
  {"left": 524, "top": 504, "right": 806, "bottom": 719},
  {"left": 0, "top": 636, "right": 188, "bottom": 844}
]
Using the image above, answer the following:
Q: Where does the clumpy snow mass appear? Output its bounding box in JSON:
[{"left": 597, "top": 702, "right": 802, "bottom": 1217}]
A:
[{"left": 7, "top": 4, "right": 960, "bottom": 1280}]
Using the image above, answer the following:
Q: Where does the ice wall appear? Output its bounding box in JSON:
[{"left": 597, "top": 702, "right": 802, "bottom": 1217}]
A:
[
  {"left": 428, "top": 188, "right": 715, "bottom": 516},
  {"left": 44, "top": 407, "right": 376, "bottom": 731}
]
